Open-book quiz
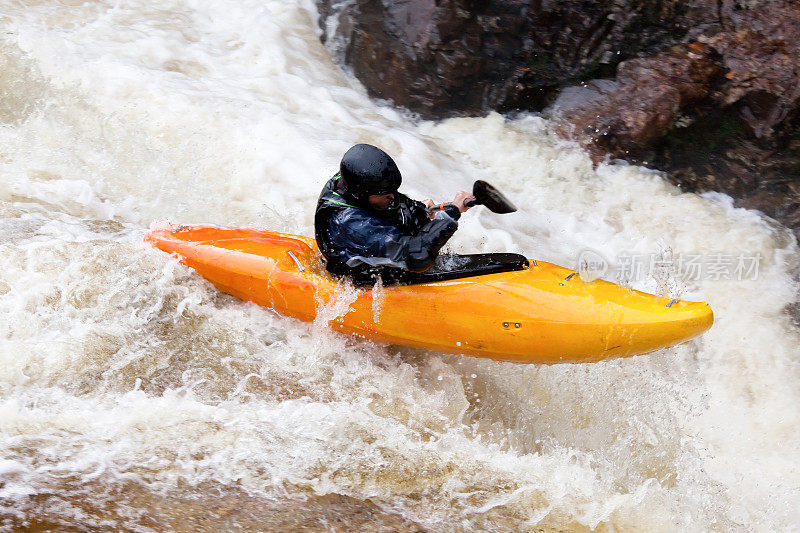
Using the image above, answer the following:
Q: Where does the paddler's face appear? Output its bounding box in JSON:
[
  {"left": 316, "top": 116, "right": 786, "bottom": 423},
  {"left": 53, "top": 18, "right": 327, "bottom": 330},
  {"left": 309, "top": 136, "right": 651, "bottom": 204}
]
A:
[{"left": 367, "top": 192, "right": 395, "bottom": 210}]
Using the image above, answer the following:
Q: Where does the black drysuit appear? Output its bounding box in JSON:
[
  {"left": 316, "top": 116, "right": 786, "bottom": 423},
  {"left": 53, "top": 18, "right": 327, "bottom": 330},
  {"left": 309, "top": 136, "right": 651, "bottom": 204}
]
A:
[{"left": 314, "top": 175, "right": 461, "bottom": 285}]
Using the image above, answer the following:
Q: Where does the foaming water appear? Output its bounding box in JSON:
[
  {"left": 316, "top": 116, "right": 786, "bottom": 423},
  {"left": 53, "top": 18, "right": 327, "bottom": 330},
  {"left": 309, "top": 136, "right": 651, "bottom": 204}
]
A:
[{"left": 1, "top": 1, "right": 798, "bottom": 531}]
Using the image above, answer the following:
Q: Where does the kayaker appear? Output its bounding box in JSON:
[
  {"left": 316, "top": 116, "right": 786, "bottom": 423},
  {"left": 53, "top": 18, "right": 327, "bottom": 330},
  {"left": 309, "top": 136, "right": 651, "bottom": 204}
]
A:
[{"left": 314, "top": 143, "right": 474, "bottom": 285}]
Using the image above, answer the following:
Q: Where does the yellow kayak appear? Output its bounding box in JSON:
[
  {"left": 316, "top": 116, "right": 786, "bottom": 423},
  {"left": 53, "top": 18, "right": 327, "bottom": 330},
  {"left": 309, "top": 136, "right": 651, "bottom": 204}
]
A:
[{"left": 144, "top": 224, "right": 713, "bottom": 364}]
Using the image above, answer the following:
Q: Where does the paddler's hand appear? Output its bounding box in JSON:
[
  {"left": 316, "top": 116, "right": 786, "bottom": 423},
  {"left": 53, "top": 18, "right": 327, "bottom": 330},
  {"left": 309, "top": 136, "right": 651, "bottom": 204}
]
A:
[
  {"left": 452, "top": 190, "right": 475, "bottom": 213},
  {"left": 422, "top": 198, "right": 435, "bottom": 219}
]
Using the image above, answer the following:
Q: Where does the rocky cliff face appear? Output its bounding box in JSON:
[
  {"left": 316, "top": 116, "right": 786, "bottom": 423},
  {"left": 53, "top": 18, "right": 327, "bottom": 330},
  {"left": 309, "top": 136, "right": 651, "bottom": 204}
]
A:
[
  {"left": 317, "top": 0, "right": 800, "bottom": 239},
  {"left": 318, "top": 0, "right": 720, "bottom": 117},
  {"left": 557, "top": 1, "right": 800, "bottom": 237}
]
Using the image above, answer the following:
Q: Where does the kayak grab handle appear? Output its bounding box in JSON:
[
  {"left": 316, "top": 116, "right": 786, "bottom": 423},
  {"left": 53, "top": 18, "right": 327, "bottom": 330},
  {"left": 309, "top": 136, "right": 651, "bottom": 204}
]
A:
[
  {"left": 565, "top": 272, "right": 578, "bottom": 281},
  {"left": 666, "top": 299, "right": 679, "bottom": 308},
  {"left": 286, "top": 251, "right": 305, "bottom": 272}
]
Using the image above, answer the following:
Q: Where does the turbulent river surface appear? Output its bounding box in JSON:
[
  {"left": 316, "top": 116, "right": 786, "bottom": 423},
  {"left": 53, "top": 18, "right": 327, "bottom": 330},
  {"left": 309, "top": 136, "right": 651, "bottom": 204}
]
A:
[{"left": 1, "top": 1, "right": 799, "bottom": 531}]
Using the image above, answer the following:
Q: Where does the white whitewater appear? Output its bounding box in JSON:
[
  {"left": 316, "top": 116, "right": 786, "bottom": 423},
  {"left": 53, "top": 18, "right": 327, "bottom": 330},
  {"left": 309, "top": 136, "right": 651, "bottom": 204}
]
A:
[{"left": 0, "top": 1, "right": 798, "bottom": 530}]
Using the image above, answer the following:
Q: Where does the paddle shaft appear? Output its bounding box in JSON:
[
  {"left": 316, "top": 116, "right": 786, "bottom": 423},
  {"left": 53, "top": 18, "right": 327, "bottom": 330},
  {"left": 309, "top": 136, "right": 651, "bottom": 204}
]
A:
[
  {"left": 426, "top": 198, "right": 477, "bottom": 213},
  {"left": 425, "top": 179, "right": 516, "bottom": 214}
]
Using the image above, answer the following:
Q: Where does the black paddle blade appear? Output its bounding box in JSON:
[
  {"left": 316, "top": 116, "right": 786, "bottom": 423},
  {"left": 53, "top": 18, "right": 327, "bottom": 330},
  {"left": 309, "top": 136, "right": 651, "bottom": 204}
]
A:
[{"left": 472, "top": 180, "right": 517, "bottom": 214}]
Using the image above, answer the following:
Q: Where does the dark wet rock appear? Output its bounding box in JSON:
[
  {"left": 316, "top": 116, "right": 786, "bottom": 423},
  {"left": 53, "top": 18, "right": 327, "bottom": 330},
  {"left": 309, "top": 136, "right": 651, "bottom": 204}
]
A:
[
  {"left": 561, "top": 1, "right": 800, "bottom": 151},
  {"left": 655, "top": 111, "right": 800, "bottom": 237},
  {"left": 558, "top": 1, "right": 800, "bottom": 238},
  {"left": 557, "top": 42, "right": 725, "bottom": 156},
  {"left": 789, "top": 300, "right": 800, "bottom": 328},
  {"left": 317, "top": 0, "right": 721, "bottom": 118}
]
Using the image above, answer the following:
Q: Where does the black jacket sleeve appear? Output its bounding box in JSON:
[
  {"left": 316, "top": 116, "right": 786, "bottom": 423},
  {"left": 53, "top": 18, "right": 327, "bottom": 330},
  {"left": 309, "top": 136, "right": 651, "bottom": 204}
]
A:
[
  {"left": 327, "top": 209, "right": 459, "bottom": 273},
  {"left": 394, "top": 212, "right": 459, "bottom": 272}
]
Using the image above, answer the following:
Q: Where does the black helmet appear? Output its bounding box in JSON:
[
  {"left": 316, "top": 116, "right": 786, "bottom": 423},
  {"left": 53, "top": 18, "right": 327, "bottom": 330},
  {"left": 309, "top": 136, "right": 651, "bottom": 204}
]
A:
[{"left": 339, "top": 144, "right": 401, "bottom": 198}]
